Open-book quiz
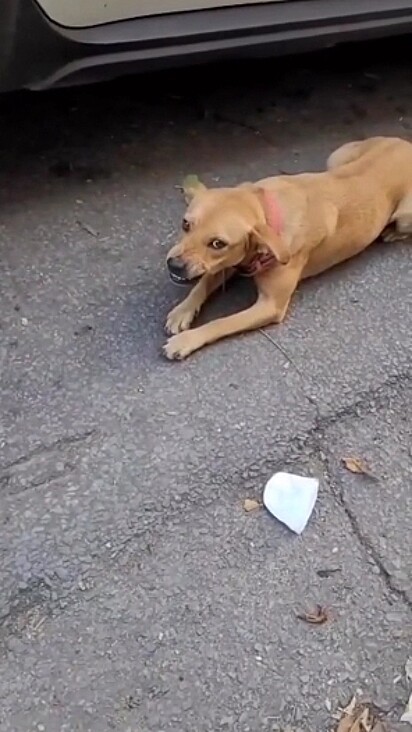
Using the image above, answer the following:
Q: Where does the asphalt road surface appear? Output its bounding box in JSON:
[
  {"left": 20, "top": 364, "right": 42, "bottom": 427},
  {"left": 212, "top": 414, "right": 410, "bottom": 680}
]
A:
[{"left": 0, "top": 37, "right": 411, "bottom": 732}]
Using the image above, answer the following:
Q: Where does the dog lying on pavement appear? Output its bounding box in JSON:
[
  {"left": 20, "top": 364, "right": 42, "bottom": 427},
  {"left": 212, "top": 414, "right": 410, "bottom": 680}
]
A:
[{"left": 164, "top": 136, "right": 412, "bottom": 360}]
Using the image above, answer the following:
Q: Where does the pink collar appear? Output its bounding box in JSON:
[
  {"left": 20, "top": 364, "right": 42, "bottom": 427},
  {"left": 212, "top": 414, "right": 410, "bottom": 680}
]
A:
[{"left": 261, "top": 189, "right": 283, "bottom": 234}]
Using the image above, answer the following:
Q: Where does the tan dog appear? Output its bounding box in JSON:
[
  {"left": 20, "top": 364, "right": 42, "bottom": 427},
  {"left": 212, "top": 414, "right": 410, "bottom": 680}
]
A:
[{"left": 164, "top": 136, "right": 412, "bottom": 360}]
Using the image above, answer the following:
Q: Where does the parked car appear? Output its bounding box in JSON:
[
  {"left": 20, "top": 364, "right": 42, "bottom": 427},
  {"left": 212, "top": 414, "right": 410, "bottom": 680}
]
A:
[{"left": 1, "top": 0, "right": 411, "bottom": 92}]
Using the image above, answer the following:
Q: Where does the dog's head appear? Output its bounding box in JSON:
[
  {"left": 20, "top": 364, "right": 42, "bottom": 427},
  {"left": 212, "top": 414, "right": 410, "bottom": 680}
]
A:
[{"left": 166, "top": 176, "right": 291, "bottom": 284}]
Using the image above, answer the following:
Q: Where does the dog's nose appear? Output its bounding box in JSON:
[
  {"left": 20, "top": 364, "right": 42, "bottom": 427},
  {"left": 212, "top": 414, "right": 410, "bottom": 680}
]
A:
[{"left": 167, "top": 257, "right": 188, "bottom": 278}]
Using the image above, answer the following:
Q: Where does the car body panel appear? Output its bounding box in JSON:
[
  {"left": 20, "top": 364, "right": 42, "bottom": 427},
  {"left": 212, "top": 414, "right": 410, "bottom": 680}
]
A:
[
  {"left": 0, "top": 0, "right": 411, "bottom": 92},
  {"left": 34, "top": 0, "right": 286, "bottom": 28}
]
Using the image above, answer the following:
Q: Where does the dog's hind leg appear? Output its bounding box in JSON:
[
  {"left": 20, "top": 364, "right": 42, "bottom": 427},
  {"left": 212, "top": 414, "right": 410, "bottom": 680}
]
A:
[
  {"left": 382, "top": 192, "right": 412, "bottom": 242},
  {"left": 165, "top": 268, "right": 234, "bottom": 335}
]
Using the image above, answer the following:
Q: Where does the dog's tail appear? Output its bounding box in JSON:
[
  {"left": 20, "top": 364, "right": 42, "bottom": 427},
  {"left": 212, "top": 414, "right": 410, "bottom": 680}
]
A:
[{"left": 326, "top": 136, "right": 394, "bottom": 171}]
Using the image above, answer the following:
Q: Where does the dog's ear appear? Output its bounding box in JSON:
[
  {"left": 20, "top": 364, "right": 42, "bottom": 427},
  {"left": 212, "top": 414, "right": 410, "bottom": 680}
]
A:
[
  {"left": 251, "top": 223, "right": 291, "bottom": 265},
  {"left": 249, "top": 187, "right": 291, "bottom": 265},
  {"left": 182, "top": 174, "right": 207, "bottom": 203}
]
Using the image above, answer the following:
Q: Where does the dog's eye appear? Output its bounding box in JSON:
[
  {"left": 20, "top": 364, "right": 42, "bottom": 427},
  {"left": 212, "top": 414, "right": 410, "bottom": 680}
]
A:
[
  {"left": 208, "top": 238, "right": 227, "bottom": 251},
  {"left": 182, "top": 218, "right": 191, "bottom": 232}
]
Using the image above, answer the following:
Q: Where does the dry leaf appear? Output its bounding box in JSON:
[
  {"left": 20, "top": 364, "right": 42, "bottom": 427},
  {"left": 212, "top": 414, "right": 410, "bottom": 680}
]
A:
[
  {"left": 297, "top": 604, "right": 330, "bottom": 625},
  {"left": 371, "top": 722, "right": 386, "bottom": 732},
  {"left": 342, "top": 456, "right": 374, "bottom": 477},
  {"left": 337, "top": 715, "right": 356, "bottom": 732},
  {"left": 405, "top": 656, "right": 412, "bottom": 682},
  {"left": 342, "top": 696, "right": 358, "bottom": 717},
  {"left": 336, "top": 696, "right": 386, "bottom": 732},
  {"left": 356, "top": 708, "right": 373, "bottom": 731},
  {"left": 400, "top": 692, "right": 412, "bottom": 724},
  {"left": 243, "top": 498, "right": 262, "bottom": 513},
  {"left": 337, "top": 711, "right": 358, "bottom": 732}
]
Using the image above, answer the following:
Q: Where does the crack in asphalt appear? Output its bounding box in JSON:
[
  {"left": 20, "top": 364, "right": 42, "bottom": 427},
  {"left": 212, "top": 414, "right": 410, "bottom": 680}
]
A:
[
  {"left": 258, "top": 320, "right": 411, "bottom": 418},
  {"left": 0, "top": 429, "right": 97, "bottom": 474},
  {"left": 319, "top": 443, "right": 412, "bottom": 610},
  {"left": 209, "top": 112, "right": 301, "bottom": 173},
  {"left": 338, "top": 490, "right": 411, "bottom": 609},
  {"left": 0, "top": 429, "right": 98, "bottom": 497},
  {"left": 211, "top": 111, "right": 278, "bottom": 150},
  {"left": 0, "top": 369, "right": 410, "bottom": 639},
  {"left": 302, "top": 369, "right": 412, "bottom": 609}
]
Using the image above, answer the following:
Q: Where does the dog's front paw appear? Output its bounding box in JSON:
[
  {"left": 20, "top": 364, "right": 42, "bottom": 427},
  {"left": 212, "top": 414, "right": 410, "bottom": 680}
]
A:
[
  {"left": 165, "top": 304, "right": 197, "bottom": 335},
  {"left": 163, "top": 330, "right": 203, "bottom": 360}
]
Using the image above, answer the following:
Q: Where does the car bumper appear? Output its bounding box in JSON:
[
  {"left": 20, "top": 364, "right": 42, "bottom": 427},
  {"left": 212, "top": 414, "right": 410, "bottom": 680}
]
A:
[{"left": 0, "top": 0, "right": 412, "bottom": 92}]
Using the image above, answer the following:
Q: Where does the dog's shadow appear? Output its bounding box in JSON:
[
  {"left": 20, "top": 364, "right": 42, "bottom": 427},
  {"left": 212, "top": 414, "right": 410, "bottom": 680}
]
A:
[
  {"left": 95, "top": 235, "right": 409, "bottom": 375},
  {"left": 194, "top": 275, "right": 256, "bottom": 326},
  {"left": 94, "top": 273, "right": 255, "bottom": 373}
]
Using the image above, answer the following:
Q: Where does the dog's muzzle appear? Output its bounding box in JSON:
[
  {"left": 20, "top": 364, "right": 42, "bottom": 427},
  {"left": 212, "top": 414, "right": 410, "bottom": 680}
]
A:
[{"left": 167, "top": 257, "right": 196, "bottom": 285}]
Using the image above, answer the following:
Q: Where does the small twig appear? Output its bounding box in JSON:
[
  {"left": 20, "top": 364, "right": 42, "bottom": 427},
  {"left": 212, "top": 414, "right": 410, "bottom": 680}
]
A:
[
  {"left": 76, "top": 220, "right": 98, "bottom": 238},
  {"left": 258, "top": 328, "right": 303, "bottom": 377},
  {"left": 258, "top": 329, "right": 318, "bottom": 408}
]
